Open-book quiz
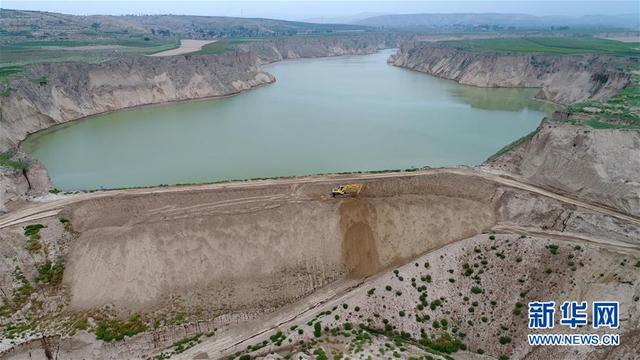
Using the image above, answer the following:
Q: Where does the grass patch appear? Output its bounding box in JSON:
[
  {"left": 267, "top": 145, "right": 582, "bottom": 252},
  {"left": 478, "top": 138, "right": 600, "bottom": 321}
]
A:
[
  {"left": 564, "top": 73, "right": 640, "bottom": 129},
  {"left": 0, "top": 65, "right": 22, "bottom": 78},
  {"left": 0, "top": 150, "right": 29, "bottom": 170},
  {"left": 23, "top": 224, "right": 45, "bottom": 253},
  {"left": 172, "top": 333, "right": 202, "bottom": 354},
  {"left": 188, "top": 38, "right": 254, "bottom": 55},
  {"left": 95, "top": 314, "right": 147, "bottom": 342},
  {"left": 486, "top": 127, "right": 540, "bottom": 162}
]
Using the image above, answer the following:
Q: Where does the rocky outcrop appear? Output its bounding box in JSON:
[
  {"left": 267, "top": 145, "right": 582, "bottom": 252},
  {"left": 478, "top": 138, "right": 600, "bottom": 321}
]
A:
[
  {"left": 237, "top": 34, "right": 398, "bottom": 64},
  {"left": 0, "top": 51, "right": 274, "bottom": 152},
  {"left": 388, "top": 42, "right": 634, "bottom": 104},
  {"left": 486, "top": 119, "right": 640, "bottom": 217}
]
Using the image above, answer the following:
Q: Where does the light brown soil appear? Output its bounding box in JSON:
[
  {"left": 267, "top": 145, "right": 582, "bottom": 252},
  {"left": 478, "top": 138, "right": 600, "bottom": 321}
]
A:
[{"left": 149, "top": 39, "right": 216, "bottom": 56}]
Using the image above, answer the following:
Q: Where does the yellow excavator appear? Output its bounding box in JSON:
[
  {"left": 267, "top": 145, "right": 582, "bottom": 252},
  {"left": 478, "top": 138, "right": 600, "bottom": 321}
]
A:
[{"left": 331, "top": 183, "right": 364, "bottom": 197}]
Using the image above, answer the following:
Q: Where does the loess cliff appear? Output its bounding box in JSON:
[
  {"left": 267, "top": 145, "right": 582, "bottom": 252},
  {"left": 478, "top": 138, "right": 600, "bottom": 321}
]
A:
[
  {"left": 486, "top": 118, "right": 640, "bottom": 217},
  {"left": 388, "top": 42, "right": 634, "bottom": 104},
  {"left": 236, "top": 34, "right": 398, "bottom": 64},
  {"left": 0, "top": 51, "right": 275, "bottom": 152}
]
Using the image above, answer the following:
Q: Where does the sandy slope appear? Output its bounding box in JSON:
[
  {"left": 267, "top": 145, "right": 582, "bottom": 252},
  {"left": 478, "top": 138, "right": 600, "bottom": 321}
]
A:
[{"left": 149, "top": 39, "right": 216, "bottom": 56}]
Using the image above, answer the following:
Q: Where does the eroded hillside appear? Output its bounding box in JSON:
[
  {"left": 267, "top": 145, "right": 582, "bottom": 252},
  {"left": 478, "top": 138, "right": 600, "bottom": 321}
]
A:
[{"left": 388, "top": 42, "right": 635, "bottom": 104}]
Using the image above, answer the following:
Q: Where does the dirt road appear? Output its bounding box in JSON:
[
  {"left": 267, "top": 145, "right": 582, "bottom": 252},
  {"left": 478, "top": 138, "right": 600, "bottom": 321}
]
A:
[{"left": 1, "top": 167, "right": 638, "bottom": 230}]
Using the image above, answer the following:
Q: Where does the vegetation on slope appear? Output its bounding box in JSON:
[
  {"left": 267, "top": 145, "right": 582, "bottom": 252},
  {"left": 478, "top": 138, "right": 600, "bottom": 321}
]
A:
[
  {"left": 188, "top": 38, "right": 255, "bottom": 55},
  {"left": 565, "top": 72, "right": 640, "bottom": 129},
  {"left": 442, "top": 36, "right": 640, "bottom": 56},
  {"left": 0, "top": 149, "right": 29, "bottom": 170}
]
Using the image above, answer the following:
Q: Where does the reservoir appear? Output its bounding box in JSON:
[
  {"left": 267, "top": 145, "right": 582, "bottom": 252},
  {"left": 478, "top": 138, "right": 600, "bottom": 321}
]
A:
[{"left": 23, "top": 49, "right": 553, "bottom": 191}]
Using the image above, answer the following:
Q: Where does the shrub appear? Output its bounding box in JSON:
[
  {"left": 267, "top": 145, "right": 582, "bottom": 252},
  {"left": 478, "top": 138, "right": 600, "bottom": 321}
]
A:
[
  {"left": 548, "top": 244, "right": 559, "bottom": 255},
  {"left": 313, "top": 348, "right": 328, "bottom": 360},
  {"left": 470, "top": 286, "right": 483, "bottom": 294},
  {"left": 367, "top": 288, "right": 376, "bottom": 295},
  {"left": 499, "top": 336, "right": 512, "bottom": 345},
  {"left": 420, "top": 332, "right": 463, "bottom": 354},
  {"left": 35, "top": 257, "right": 65, "bottom": 285},
  {"left": 313, "top": 322, "right": 322, "bottom": 338},
  {"left": 430, "top": 299, "right": 442, "bottom": 310},
  {"left": 424, "top": 262, "right": 430, "bottom": 268},
  {"left": 489, "top": 235, "right": 495, "bottom": 240},
  {"left": 399, "top": 310, "right": 406, "bottom": 317}
]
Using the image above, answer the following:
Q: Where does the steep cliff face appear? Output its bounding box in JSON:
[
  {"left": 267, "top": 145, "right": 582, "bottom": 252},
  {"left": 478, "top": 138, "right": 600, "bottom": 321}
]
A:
[
  {"left": 237, "top": 34, "right": 397, "bottom": 63},
  {"left": 388, "top": 42, "right": 632, "bottom": 105},
  {"left": 486, "top": 119, "right": 640, "bottom": 217},
  {"left": 0, "top": 51, "right": 274, "bottom": 151}
]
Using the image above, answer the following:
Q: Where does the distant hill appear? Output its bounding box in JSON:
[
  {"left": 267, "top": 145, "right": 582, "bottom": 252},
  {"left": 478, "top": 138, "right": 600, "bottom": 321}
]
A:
[
  {"left": 355, "top": 13, "right": 640, "bottom": 31},
  {"left": 0, "top": 9, "right": 373, "bottom": 42}
]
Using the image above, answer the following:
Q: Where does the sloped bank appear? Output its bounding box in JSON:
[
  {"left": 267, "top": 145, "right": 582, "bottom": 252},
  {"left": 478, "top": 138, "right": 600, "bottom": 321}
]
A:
[
  {"left": 486, "top": 117, "right": 640, "bottom": 218},
  {"left": 388, "top": 42, "right": 633, "bottom": 104}
]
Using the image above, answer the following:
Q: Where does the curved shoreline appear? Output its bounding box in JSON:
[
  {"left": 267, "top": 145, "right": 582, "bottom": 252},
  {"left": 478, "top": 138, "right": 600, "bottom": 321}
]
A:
[{"left": 18, "top": 79, "right": 275, "bottom": 151}]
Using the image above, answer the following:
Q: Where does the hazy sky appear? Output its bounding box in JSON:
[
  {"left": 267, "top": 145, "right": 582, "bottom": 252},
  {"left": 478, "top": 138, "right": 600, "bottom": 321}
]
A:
[{"left": 3, "top": 1, "right": 638, "bottom": 20}]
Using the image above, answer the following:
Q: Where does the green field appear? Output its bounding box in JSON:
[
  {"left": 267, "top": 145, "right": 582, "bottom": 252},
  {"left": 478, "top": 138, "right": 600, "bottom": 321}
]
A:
[
  {"left": 188, "top": 38, "right": 257, "bottom": 55},
  {"left": 0, "top": 37, "right": 180, "bottom": 69},
  {"left": 444, "top": 37, "right": 640, "bottom": 56}
]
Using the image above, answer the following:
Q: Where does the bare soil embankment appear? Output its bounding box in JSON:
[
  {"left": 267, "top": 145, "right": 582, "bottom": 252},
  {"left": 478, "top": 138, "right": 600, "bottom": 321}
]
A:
[
  {"left": 486, "top": 119, "right": 640, "bottom": 218},
  {"left": 2, "top": 168, "right": 638, "bottom": 359},
  {"left": 63, "top": 172, "right": 496, "bottom": 314},
  {"left": 388, "top": 42, "right": 633, "bottom": 104}
]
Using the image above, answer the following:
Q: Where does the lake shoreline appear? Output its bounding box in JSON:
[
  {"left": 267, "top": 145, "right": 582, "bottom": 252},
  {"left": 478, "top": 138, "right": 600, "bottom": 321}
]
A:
[{"left": 23, "top": 50, "right": 550, "bottom": 191}]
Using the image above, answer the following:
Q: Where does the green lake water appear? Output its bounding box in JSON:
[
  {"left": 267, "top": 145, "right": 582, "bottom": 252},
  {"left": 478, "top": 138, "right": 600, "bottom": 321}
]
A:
[{"left": 23, "top": 49, "right": 553, "bottom": 190}]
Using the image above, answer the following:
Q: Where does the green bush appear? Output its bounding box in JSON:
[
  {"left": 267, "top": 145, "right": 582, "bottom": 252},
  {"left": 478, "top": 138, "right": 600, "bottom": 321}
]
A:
[
  {"left": 313, "top": 348, "right": 328, "bottom": 360},
  {"left": 420, "top": 332, "right": 463, "bottom": 354},
  {"left": 35, "top": 257, "right": 65, "bottom": 285},
  {"left": 548, "top": 244, "right": 559, "bottom": 255},
  {"left": 95, "top": 314, "right": 147, "bottom": 342},
  {"left": 313, "top": 322, "right": 322, "bottom": 338},
  {"left": 470, "top": 286, "right": 483, "bottom": 294}
]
